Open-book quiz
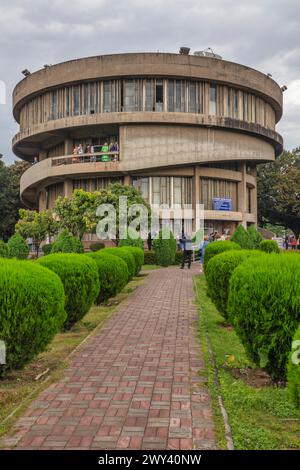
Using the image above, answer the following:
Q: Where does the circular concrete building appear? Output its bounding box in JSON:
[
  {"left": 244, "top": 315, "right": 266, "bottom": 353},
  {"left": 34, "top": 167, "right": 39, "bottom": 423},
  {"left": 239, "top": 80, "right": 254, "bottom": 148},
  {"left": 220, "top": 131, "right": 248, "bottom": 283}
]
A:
[{"left": 14, "top": 51, "right": 283, "bottom": 236}]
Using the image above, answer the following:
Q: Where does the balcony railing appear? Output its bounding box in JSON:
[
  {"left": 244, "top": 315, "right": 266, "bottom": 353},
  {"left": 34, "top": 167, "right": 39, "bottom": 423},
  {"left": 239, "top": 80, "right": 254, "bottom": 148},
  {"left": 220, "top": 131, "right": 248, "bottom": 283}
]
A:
[{"left": 51, "top": 152, "right": 120, "bottom": 167}]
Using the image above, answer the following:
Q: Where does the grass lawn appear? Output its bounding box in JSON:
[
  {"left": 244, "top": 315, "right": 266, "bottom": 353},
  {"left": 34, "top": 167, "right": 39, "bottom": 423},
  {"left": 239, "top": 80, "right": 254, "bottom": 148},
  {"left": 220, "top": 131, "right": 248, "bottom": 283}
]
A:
[
  {"left": 194, "top": 274, "right": 300, "bottom": 450},
  {"left": 0, "top": 275, "right": 145, "bottom": 441}
]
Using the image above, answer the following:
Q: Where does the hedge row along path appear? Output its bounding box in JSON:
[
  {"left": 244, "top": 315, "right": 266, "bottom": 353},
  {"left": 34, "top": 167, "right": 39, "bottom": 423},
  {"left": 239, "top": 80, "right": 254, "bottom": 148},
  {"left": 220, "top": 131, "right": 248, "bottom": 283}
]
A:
[{"left": 3, "top": 265, "right": 216, "bottom": 450}]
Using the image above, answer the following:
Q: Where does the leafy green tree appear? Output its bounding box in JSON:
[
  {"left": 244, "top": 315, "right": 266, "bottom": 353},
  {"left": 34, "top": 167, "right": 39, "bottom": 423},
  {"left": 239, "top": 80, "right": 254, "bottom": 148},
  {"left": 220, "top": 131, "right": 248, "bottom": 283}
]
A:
[
  {"left": 257, "top": 149, "right": 300, "bottom": 238},
  {"left": 0, "top": 154, "right": 30, "bottom": 241},
  {"left": 15, "top": 209, "right": 58, "bottom": 257},
  {"left": 54, "top": 190, "right": 97, "bottom": 240},
  {"left": 95, "top": 183, "right": 152, "bottom": 244}
]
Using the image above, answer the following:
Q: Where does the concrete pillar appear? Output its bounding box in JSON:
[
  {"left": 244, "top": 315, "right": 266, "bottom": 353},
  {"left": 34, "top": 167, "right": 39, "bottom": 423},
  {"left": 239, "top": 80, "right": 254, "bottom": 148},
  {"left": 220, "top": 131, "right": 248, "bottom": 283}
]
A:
[
  {"left": 192, "top": 166, "right": 200, "bottom": 232},
  {"left": 237, "top": 162, "right": 247, "bottom": 228},
  {"left": 39, "top": 190, "right": 47, "bottom": 211},
  {"left": 64, "top": 138, "right": 73, "bottom": 156},
  {"left": 64, "top": 179, "right": 73, "bottom": 197},
  {"left": 123, "top": 175, "right": 131, "bottom": 186}
]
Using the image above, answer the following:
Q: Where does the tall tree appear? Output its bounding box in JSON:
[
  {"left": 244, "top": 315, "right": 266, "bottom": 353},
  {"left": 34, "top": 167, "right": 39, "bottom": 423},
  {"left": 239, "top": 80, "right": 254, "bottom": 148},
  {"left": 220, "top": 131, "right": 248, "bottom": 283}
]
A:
[
  {"left": 15, "top": 209, "right": 58, "bottom": 257},
  {"left": 0, "top": 154, "right": 30, "bottom": 241},
  {"left": 257, "top": 149, "right": 300, "bottom": 238}
]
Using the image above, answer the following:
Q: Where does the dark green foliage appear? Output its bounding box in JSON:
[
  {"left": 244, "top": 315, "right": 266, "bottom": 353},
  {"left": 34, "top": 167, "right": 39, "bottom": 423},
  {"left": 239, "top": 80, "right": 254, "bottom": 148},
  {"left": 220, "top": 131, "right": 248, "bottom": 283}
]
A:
[
  {"left": 143, "top": 251, "right": 156, "bottom": 265},
  {"left": 152, "top": 229, "right": 176, "bottom": 267},
  {"left": 231, "top": 224, "right": 251, "bottom": 249},
  {"left": 0, "top": 240, "right": 8, "bottom": 258},
  {"left": 51, "top": 230, "right": 84, "bottom": 254},
  {"left": 102, "top": 248, "right": 135, "bottom": 280},
  {"left": 119, "top": 246, "right": 144, "bottom": 275},
  {"left": 0, "top": 259, "right": 65, "bottom": 373},
  {"left": 37, "top": 253, "right": 99, "bottom": 329},
  {"left": 86, "top": 251, "right": 128, "bottom": 303},
  {"left": 42, "top": 244, "right": 53, "bottom": 255},
  {"left": 287, "top": 326, "right": 300, "bottom": 408},
  {"left": 206, "top": 249, "right": 262, "bottom": 320},
  {"left": 7, "top": 233, "right": 29, "bottom": 259},
  {"left": 259, "top": 239, "right": 280, "bottom": 253},
  {"left": 119, "top": 233, "right": 144, "bottom": 251},
  {"left": 203, "top": 241, "right": 241, "bottom": 273},
  {"left": 174, "top": 251, "right": 184, "bottom": 265},
  {"left": 247, "top": 225, "right": 263, "bottom": 248},
  {"left": 90, "top": 242, "right": 105, "bottom": 252},
  {"left": 228, "top": 254, "right": 300, "bottom": 380}
]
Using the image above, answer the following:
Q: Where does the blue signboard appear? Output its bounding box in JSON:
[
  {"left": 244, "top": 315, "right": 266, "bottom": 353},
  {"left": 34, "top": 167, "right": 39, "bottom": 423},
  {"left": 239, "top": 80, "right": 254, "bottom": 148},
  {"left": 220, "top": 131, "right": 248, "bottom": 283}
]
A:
[{"left": 213, "top": 198, "right": 232, "bottom": 211}]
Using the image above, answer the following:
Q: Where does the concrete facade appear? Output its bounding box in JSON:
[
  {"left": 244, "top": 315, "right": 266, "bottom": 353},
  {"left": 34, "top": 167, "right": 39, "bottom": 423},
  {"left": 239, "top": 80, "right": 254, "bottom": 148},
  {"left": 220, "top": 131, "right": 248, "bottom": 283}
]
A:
[{"left": 13, "top": 52, "right": 283, "bottom": 234}]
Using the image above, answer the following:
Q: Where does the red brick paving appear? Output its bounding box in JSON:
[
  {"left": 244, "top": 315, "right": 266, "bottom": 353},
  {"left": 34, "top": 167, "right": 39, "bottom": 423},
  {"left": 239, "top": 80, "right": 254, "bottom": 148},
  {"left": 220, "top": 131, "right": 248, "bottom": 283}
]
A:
[{"left": 3, "top": 264, "right": 217, "bottom": 450}]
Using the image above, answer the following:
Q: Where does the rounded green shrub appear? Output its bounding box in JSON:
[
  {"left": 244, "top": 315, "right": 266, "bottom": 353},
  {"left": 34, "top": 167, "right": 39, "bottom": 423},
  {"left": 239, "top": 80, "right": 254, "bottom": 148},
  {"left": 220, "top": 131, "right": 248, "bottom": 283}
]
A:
[
  {"left": 259, "top": 239, "right": 280, "bottom": 253},
  {"left": 287, "top": 325, "right": 300, "bottom": 408},
  {"left": 0, "top": 258, "right": 65, "bottom": 373},
  {"left": 231, "top": 224, "right": 252, "bottom": 249},
  {"left": 7, "top": 233, "right": 29, "bottom": 259},
  {"left": 203, "top": 240, "right": 241, "bottom": 273},
  {"left": 51, "top": 230, "right": 84, "bottom": 254},
  {"left": 86, "top": 251, "right": 128, "bottom": 303},
  {"left": 152, "top": 229, "right": 176, "bottom": 267},
  {"left": 247, "top": 225, "right": 263, "bottom": 249},
  {"left": 0, "top": 240, "right": 8, "bottom": 258},
  {"left": 228, "top": 254, "right": 300, "bottom": 381},
  {"left": 206, "top": 249, "right": 263, "bottom": 320},
  {"left": 90, "top": 242, "right": 105, "bottom": 252},
  {"left": 119, "top": 237, "right": 144, "bottom": 251},
  {"left": 119, "top": 246, "right": 144, "bottom": 275},
  {"left": 37, "top": 253, "right": 99, "bottom": 329},
  {"left": 42, "top": 244, "right": 53, "bottom": 255},
  {"left": 102, "top": 247, "right": 135, "bottom": 280}
]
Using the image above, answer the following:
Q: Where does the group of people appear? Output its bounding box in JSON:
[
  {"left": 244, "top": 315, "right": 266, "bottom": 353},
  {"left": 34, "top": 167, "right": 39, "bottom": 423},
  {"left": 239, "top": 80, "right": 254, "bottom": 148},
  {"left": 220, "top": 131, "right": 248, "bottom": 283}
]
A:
[
  {"left": 284, "top": 234, "right": 300, "bottom": 250},
  {"left": 72, "top": 141, "right": 119, "bottom": 163},
  {"left": 178, "top": 231, "right": 231, "bottom": 269}
]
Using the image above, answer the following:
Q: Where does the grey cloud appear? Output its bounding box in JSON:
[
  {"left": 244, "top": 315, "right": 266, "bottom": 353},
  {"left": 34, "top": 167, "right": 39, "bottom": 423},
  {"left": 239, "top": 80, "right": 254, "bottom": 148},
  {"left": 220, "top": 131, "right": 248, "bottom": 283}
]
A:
[{"left": 0, "top": 0, "right": 300, "bottom": 163}]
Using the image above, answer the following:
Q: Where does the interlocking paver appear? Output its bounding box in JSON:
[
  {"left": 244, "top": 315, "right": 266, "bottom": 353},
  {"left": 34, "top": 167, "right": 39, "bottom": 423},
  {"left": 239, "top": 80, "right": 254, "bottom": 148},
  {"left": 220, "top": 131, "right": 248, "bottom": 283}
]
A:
[{"left": 3, "top": 264, "right": 217, "bottom": 450}]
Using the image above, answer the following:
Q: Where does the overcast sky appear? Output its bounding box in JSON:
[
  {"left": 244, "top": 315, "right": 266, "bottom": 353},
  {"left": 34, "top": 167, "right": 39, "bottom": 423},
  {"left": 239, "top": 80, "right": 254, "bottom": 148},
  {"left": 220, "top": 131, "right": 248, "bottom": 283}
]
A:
[{"left": 0, "top": 0, "right": 299, "bottom": 164}]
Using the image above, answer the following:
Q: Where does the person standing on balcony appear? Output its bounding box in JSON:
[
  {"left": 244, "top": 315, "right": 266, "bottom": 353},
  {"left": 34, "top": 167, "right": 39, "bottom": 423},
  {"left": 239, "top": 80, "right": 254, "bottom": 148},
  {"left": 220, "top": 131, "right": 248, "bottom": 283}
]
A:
[
  {"left": 78, "top": 144, "right": 84, "bottom": 155},
  {"left": 101, "top": 142, "right": 110, "bottom": 162}
]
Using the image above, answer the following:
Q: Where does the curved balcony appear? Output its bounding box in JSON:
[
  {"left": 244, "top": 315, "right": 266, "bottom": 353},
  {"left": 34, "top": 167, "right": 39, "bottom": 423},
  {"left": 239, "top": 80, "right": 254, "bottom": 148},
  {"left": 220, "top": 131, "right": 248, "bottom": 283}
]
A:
[
  {"left": 13, "top": 112, "right": 283, "bottom": 160},
  {"left": 20, "top": 152, "right": 123, "bottom": 207}
]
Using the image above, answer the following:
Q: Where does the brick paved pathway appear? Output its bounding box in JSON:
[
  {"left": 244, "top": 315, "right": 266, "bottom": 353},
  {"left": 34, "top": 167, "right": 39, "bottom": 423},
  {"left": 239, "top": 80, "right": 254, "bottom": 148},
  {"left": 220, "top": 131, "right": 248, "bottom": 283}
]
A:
[{"left": 4, "top": 264, "right": 216, "bottom": 450}]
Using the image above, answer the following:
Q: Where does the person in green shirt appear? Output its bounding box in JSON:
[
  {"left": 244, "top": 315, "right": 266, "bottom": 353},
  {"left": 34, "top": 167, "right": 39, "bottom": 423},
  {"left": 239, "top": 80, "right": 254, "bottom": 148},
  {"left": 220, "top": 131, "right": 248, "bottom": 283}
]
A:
[{"left": 101, "top": 142, "right": 110, "bottom": 162}]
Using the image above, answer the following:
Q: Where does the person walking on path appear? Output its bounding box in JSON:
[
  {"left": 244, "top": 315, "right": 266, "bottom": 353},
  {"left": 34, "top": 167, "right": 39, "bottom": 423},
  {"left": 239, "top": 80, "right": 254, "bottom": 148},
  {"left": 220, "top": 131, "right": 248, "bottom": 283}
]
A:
[
  {"left": 147, "top": 232, "right": 152, "bottom": 251},
  {"left": 180, "top": 234, "right": 193, "bottom": 269},
  {"left": 200, "top": 236, "right": 210, "bottom": 267}
]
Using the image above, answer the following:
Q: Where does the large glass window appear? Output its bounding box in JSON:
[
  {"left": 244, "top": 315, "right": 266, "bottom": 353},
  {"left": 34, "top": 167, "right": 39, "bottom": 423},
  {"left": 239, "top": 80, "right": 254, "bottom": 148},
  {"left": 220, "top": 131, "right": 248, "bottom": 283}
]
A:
[
  {"left": 73, "top": 85, "right": 81, "bottom": 116},
  {"left": 200, "top": 177, "right": 237, "bottom": 210},
  {"left": 103, "top": 81, "right": 111, "bottom": 112},
  {"left": 155, "top": 80, "right": 163, "bottom": 112},
  {"left": 189, "top": 82, "right": 196, "bottom": 113},
  {"left": 51, "top": 90, "right": 58, "bottom": 119},
  {"left": 90, "top": 82, "right": 95, "bottom": 113},
  {"left": 84, "top": 83, "right": 89, "bottom": 114},
  {"left": 152, "top": 177, "right": 171, "bottom": 206},
  {"left": 209, "top": 84, "right": 217, "bottom": 115},
  {"left": 167, "top": 81, "right": 174, "bottom": 112},
  {"left": 132, "top": 177, "right": 150, "bottom": 201},
  {"left": 145, "top": 80, "right": 154, "bottom": 111},
  {"left": 173, "top": 177, "right": 192, "bottom": 205}
]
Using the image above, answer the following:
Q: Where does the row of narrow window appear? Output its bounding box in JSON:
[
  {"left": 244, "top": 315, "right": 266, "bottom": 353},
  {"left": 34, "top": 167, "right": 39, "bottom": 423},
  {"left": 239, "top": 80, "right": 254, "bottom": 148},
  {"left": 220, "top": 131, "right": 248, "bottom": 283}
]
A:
[
  {"left": 46, "top": 176, "right": 253, "bottom": 213},
  {"left": 20, "top": 79, "right": 275, "bottom": 130}
]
